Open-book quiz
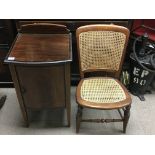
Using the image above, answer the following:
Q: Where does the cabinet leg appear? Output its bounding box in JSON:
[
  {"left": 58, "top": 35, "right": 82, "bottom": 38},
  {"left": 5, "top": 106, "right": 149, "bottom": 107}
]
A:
[
  {"left": 20, "top": 107, "right": 29, "bottom": 127},
  {"left": 76, "top": 105, "right": 83, "bottom": 133},
  {"left": 65, "top": 63, "right": 71, "bottom": 127},
  {"left": 123, "top": 105, "right": 131, "bottom": 133}
]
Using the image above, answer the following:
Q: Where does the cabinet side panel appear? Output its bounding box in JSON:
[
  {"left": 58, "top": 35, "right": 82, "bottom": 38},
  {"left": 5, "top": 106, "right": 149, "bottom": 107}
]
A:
[{"left": 9, "top": 64, "right": 29, "bottom": 126}]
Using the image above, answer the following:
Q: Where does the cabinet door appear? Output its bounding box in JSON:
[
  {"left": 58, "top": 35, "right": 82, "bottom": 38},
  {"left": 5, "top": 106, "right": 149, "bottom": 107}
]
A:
[{"left": 16, "top": 64, "right": 66, "bottom": 109}]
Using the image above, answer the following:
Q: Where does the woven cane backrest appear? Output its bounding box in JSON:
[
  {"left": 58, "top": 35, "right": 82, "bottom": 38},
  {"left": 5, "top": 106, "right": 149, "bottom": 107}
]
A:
[{"left": 76, "top": 25, "right": 129, "bottom": 77}]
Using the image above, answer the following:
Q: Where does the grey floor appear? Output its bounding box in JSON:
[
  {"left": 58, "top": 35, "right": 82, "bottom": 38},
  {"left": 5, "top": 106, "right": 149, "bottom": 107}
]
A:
[{"left": 0, "top": 87, "right": 155, "bottom": 135}]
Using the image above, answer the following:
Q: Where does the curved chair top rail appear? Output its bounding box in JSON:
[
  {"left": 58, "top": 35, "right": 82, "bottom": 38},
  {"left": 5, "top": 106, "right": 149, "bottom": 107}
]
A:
[{"left": 76, "top": 24, "right": 129, "bottom": 36}]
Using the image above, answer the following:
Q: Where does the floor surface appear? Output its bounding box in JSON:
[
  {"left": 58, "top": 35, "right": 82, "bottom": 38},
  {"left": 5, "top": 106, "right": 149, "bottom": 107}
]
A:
[{"left": 0, "top": 87, "right": 155, "bottom": 135}]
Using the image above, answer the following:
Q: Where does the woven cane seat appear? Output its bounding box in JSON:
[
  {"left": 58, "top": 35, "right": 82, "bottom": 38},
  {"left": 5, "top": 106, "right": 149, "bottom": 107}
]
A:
[{"left": 76, "top": 77, "right": 131, "bottom": 109}]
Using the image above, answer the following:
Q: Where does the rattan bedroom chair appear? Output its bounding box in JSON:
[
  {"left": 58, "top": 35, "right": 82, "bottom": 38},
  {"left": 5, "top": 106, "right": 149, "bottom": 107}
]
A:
[{"left": 76, "top": 24, "right": 132, "bottom": 133}]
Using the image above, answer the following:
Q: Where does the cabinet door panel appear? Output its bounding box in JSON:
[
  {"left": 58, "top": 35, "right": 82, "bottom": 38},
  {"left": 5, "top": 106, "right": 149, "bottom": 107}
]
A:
[{"left": 16, "top": 64, "right": 65, "bottom": 109}]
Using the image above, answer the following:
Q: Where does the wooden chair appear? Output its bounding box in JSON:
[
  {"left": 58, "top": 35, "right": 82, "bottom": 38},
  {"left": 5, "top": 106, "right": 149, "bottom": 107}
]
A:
[{"left": 76, "top": 24, "right": 132, "bottom": 133}]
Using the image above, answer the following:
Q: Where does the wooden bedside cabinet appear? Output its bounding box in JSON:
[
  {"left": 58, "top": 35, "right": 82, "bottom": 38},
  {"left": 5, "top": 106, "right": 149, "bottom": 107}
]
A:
[{"left": 5, "top": 24, "right": 72, "bottom": 126}]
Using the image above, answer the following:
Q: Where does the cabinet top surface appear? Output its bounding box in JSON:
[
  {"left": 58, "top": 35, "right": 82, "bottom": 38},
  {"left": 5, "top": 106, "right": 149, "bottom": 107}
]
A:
[{"left": 6, "top": 33, "right": 71, "bottom": 63}]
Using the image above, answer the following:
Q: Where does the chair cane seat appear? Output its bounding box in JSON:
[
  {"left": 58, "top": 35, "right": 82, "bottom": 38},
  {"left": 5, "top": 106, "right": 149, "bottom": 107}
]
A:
[{"left": 76, "top": 77, "right": 131, "bottom": 110}]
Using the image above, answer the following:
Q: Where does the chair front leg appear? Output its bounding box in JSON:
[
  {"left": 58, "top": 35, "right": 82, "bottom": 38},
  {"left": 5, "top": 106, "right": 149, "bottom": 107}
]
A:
[
  {"left": 76, "top": 105, "right": 83, "bottom": 133},
  {"left": 123, "top": 105, "right": 131, "bottom": 133}
]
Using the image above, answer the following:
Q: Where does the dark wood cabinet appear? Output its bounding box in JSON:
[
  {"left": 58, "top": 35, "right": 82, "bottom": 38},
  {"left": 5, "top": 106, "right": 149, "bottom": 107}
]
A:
[{"left": 5, "top": 25, "right": 72, "bottom": 126}]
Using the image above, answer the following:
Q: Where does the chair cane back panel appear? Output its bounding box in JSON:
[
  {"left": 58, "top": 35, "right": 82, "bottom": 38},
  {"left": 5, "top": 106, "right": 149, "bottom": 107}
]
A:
[{"left": 76, "top": 25, "right": 130, "bottom": 77}]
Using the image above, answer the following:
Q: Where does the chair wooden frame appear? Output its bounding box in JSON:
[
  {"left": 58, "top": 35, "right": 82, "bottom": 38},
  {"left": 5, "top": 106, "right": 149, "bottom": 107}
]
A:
[{"left": 76, "top": 24, "right": 132, "bottom": 133}]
